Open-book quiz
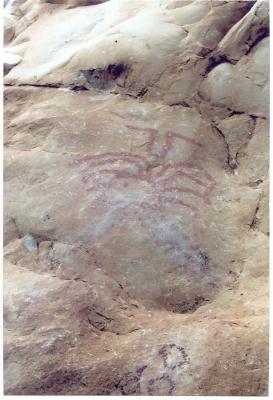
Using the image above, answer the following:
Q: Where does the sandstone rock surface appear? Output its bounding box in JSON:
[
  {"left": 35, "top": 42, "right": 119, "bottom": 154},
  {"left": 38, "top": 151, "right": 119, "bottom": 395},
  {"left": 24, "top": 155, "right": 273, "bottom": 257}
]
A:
[{"left": 4, "top": 0, "right": 269, "bottom": 395}]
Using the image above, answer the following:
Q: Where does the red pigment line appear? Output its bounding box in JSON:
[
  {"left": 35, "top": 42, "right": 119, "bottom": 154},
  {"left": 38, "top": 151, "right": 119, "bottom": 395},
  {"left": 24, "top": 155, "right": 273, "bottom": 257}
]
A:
[
  {"left": 165, "top": 162, "right": 216, "bottom": 186},
  {"left": 158, "top": 132, "right": 201, "bottom": 161},
  {"left": 166, "top": 131, "right": 203, "bottom": 148},
  {"left": 170, "top": 161, "right": 204, "bottom": 170},
  {"left": 126, "top": 124, "right": 158, "bottom": 152},
  {"left": 101, "top": 169, "right": 151, "bottom": 186},
  {"left": 86, "top": 177, "right": 115, "bottom": 193},
  {"left": 83, "top": 166, "right": 146, "bottom": 183},
  {"left": 83, "top": 167, "right": 148, "bottom": 185},
  {"left": 73, "top": 152, "right": 147, "bottom": 165},
  {"left": 154, "top": 164, "right": 171, "bottom": 178},
  {"left": 140, "top": 202, "right": 162, "bottom": 212},
  {"left": 203, "top": 170, "right": 217, "bottom": 185},
  {"left": 138, "top": 170, "right": 154, "bottom": 182},
  {"left": 81, "top": 160, "right": 146, "bottom": 176},
  {"left": 126, "top": 125, "right": 158, "bottom": 135},
  {"left": 81, "top": 158, "right": 146, "bottom": 174},
  {"left": 86, "top": 185, "right": 101, "bottom": 192},
  {"left": 87, "top": 187, "right": 97, "bottom": 192},
  {"left": 161, "top": 196, "right": 198, "bottom": 212},
  {"left": 154, "top": 162, "right": 200, "bottom": 178},
  {"left": 82, "top": 170, "right": 108, "bottom": 183},
  {"left": 82, "top": 173, "right": 92, "bottom": 183},
  {"left": 164, "top": 187, "right": 211, "bottom": 205},
  {"left": 156, "top": 171, "right": 208, "bottom": 187},
  {"left": 156, "top": 143, "right": 171, "bottom": 162},
  {"left": 172, "top": 164, "right": 216, "bottom": 189},
  {"left": 173, "top": 165, "right": 216, "bottom": 185},
  {"left": 97, "top": 169, "right": 140, "bottom": 179},
  {"left": 109, "top": 167, "right": 150, "bottom": 182}
]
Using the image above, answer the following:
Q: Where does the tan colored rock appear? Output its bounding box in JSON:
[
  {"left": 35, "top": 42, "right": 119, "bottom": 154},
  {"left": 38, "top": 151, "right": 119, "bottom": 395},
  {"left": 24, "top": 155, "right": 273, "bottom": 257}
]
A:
[
  {"left": 199, "top": 37, "right": 269, "bottom": 117},
  {"left": 216, "top": 0, "right": 269, "bottom": 63},
  {"left": 215, "top": 114, "right": 255, "bottom": 169},
  {"left": 4, "top": 52, "right": 22, "bottom": 75},
  {"left": 4, "top": 0, "right": 269, "bottom": 395}
]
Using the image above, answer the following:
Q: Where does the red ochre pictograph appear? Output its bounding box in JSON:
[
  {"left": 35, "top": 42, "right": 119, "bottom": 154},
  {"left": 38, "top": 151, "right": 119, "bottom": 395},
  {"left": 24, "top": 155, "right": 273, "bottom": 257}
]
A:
[{"left": 70, "top": 124, "right": 216, "bottom": 213}]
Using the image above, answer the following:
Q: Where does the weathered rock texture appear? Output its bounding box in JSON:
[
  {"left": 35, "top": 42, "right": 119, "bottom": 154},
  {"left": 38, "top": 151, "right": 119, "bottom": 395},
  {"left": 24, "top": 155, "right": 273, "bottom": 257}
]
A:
[{"left": 4, "top": 0, "right": 269, "bottom": 395}]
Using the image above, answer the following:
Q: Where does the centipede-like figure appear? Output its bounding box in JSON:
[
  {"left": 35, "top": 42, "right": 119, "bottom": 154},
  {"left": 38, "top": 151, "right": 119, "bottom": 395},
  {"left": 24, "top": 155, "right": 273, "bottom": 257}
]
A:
[{"left": 71, "top": 124, "right": 216, "bottom": 213}]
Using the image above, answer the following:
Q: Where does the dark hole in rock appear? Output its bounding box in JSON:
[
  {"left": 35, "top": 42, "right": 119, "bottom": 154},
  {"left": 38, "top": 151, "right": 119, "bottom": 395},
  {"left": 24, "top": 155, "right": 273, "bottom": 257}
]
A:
[
  {"left": 167, "top": 296, "right": 209, "bottom": 314},
  {"left": 81, "top": 63, "right": 127, "bottom": 90},
  {"left": 107, "top": 63, "right": 126, "bottom": 79},
  {"left": 137, "top": 87, "right": 148, "bottom": 97}
]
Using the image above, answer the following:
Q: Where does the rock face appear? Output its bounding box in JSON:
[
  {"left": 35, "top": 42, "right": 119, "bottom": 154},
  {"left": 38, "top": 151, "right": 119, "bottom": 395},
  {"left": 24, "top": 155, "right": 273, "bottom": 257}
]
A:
[{"left": 4, "top": 0, "right": 269, "bottom": 395}]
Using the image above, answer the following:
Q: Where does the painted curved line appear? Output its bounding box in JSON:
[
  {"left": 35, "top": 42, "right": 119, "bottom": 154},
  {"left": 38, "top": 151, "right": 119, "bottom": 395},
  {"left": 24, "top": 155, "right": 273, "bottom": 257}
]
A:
[
  {"left": 72, "top": 152, "right": 147, "bottom": 165},
  {"left": 166, "top": 131, "right": 203, "bottom": 148},
  {"left": 155, "top": 171, "right": 208, "bottom": 187},
  {"left": 161, "top": 196, "right": 198, "bottom": 212},
  {"left": 163, "top": 187, "right": 211, "bottom": 205},
  {"left": 125, "top": 124, "right": 157, "bottom": 152}
]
